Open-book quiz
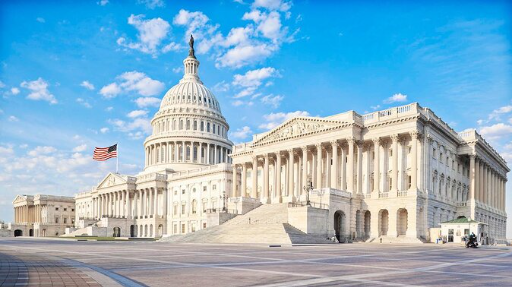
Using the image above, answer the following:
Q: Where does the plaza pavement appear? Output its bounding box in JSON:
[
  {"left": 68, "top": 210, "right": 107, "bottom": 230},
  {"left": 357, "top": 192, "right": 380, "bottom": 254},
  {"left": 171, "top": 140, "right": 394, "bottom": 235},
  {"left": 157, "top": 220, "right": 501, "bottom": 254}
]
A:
[{"left": 0, "top": 238, "right": 511, "bottom": 286}]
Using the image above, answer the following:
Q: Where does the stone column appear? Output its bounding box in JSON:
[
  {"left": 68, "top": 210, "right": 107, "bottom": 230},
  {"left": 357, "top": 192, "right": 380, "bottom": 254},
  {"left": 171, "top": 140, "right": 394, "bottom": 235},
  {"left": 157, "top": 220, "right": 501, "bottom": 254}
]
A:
[
  {"left": 331, "top": 141, "right": 338, "bottom": 189},
  {"left": 410, "top": 131, "right": 419, "bottom": 191},
  {"left": 154, "top": 188, "right": 159, "bottom": 217},
  {"left": 252, "top": 156, "right": 258, "bottom": 199},
  {"left": 347, "top": 138, "right": 355, "bottom": 193},
  {"left": 149, "top": 188, "right": 154, "bottom": 216},
  {"left": 241, "top": 163, "right": 247, "bottom": 197},
  {"left": 357, "top": 141, "right": 363, "bottom": 194},
  {"left": 391, "top": 134, "right": 399, "bottom": 193},
  {"left": 276, "top": 153, "right": 282, "bottom": 201},
  {"left": 471, "top": 156, "right": 477, "bottom": 201},
  {"left": 133, "top": 191, "right": 138, "bottom": 218},
  {"left": 484, "top": 165, "right": 488, "bottom": 205},
  {"left": 288, "top": 149, "right": 295, "bottom": 200},
  {"left": 373, "top": 138, "right": 380, "bottom": 194},
  {"left": 263, "top": 154, "right": 270, "bottom": 203},
  {"left": 341, "top": 144, "right": 346, "bottom": 190},
  {"left": 316, "top": 144, "right": 323, "bottom": 189},
  {"left": 301, "top": 147, "right": 308, "bottom": 196},
  {"left": 214, "top": 145, "right": 218, "bottom": 164},
  {"left": 199, "top": 143, "right": 203, "bottom": 164},
  {"left": 122, "top": 190, "right": 126, "bottom": 217},
  {"left": 479, "top": 160, "right": 484, "bottom": 202},
  {"left": 127, "top": 191, "right": 132, "bottom": 219},
  {"left": 163, "top": 188, "right": 168, "bottom": 217},
  {"left": 232, "top": 164, "right": 238, "bottom": 197}
]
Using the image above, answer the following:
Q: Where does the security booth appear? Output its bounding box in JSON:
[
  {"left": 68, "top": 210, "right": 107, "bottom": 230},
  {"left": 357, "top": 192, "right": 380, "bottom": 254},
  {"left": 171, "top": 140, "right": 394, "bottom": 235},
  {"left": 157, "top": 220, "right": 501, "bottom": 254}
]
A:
[{"left": 440, "top": 217, "right": 486, "bottom": 244}]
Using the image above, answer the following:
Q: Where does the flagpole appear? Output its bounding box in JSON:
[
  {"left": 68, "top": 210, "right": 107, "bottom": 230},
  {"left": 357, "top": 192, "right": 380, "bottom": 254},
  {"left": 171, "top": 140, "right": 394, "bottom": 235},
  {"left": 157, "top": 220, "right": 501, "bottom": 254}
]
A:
[{"left": 116, "top": 143, "right": 119, "bottom": 174}]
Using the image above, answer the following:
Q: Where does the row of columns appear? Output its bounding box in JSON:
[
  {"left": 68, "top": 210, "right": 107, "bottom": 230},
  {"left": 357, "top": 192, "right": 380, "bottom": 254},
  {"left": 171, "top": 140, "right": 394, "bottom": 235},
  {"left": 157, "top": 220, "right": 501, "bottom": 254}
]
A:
[
  {"left": 145, "top": 141, "right": 230, "bottom": 166},
  {"left": 232, "top": 132, "right": 422, "bottom": 202},
  {"left": 469, "top": 156, "right": 507, "bottom": 211},
  {"left": 14, "top": 206, "right": 29, "bottom": 223},
  {"left": 153, "top": 117, "right": 226, "bottom": 138},
  {"left": 94, "top": 188, "right": 167, "bottom": 219}
]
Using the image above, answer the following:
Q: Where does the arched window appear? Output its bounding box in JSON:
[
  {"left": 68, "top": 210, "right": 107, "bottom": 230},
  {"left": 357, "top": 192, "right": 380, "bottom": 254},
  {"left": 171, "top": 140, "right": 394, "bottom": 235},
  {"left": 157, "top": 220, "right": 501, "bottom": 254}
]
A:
[
  {"left": 192, "top": 200, "right": 197, "bottom": 214},
  {"left": 207, "top": 123, "right": 210, "bottom": 132},
  {"left": 179, "top": 119, "right": 183, "bottom": 130},
  {"left": 194, "top": 121, "right": 197, "bottom": 130},
  {"left": 186, "top": 119, "right": 190, "bottom": 130},
  {"left": 212, "top": 123, "right": 215, "bottom": 134},
  {"left": 201, "top": 121, "right": 204, "bottom": 131}
]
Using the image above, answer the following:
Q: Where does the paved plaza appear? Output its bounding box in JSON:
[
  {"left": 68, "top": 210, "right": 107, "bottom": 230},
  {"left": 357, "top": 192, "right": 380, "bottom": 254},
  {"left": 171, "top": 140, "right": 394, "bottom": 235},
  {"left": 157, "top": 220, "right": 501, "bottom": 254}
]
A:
[{"left": 0, "top": 238, "right": 511, "bottom": 286}]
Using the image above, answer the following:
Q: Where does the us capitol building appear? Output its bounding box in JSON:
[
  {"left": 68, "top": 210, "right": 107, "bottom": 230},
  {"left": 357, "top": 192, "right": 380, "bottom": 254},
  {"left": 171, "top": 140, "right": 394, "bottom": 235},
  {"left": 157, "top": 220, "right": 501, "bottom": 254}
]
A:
[{"left": 7, "top": 39, "right": 509, "bottom": 244}]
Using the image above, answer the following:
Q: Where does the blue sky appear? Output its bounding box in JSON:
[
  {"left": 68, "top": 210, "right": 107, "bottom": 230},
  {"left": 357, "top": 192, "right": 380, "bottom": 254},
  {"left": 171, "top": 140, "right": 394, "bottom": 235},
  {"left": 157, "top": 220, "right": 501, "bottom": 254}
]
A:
[{"left": 1, "top": 0, "right": 511, "bottom": 236}]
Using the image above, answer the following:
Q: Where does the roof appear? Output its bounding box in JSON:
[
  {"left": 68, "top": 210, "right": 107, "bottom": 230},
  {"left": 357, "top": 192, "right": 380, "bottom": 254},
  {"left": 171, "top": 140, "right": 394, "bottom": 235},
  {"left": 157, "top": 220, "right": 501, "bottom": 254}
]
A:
[{"left": 441, "top": 217, "right": 479, "bottom": 224}]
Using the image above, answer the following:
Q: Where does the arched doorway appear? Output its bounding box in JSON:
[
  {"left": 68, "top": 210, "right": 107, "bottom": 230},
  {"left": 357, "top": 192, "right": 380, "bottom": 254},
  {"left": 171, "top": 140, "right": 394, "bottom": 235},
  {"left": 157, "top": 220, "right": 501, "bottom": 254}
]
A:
[
  {"left": 364, "top": 211, "right": 371, "bottom": 239},
  {"left": 334, "top": 210, "right": 346, "bottom": 243},
  {"left": 144, "top": 225, "right": 148, "bottom": 237},
  {"left": 379, "top": 209, "right": 389, "bottom": 236},
  {"left": 149, "top": 224, "right": 153, "bottom": 237},
  {"left": 113, "top": 227, "right": 121, "bottom": 237},
  {"left": 29, "top": 229, "right": 34, "bottom": 237},
  {"left": 397, "top": 208, "right": 408, "bottom": 236},
  {"left": 14, "top": 230, "right": 23, "bottom": 237},
  {"left": 139, "top": 225, "right": 143, "bottom": 237},
  {"left": 130, "top": 225, "right": 135, "bottom": 237},
  {"left": 158, "top": 224, "right": 163, "bottom": 237}
]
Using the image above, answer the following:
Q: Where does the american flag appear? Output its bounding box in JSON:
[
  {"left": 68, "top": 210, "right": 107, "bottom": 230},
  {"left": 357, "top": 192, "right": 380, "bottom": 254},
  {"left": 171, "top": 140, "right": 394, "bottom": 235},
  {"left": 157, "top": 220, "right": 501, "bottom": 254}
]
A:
[{"left": 93, "top": 144, "right": 117, "bottom": 161}]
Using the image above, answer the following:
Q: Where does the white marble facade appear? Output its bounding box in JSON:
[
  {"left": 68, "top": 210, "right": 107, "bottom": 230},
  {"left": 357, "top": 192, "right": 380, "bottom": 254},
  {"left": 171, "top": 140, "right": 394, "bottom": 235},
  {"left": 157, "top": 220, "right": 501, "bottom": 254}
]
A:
[
  {"left": 69, "top": 47, "right": 508, "bottom": 243},
  {"left": 230, "top": 104, "right": 509, "bottom": 243}
]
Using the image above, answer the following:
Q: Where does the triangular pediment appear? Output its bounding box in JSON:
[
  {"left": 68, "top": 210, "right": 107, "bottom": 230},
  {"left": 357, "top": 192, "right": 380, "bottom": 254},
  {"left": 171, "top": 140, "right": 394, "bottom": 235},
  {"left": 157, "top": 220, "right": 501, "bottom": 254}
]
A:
[
  {"left": 97, "top": 173, "right": 128, "bottom": 189},
  {"left": 12, "top": 195, "right": 27, "bottom": 204},
  {"left": 253, "top": 117, "right": 349, "bottom": 146}
]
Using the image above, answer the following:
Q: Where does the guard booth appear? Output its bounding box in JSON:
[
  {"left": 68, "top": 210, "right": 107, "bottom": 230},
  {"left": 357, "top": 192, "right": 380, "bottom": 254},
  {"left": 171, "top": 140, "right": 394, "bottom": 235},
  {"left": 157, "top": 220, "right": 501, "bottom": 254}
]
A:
[{"left": 440, "top": 217, "right": 486, "bottom": 244}]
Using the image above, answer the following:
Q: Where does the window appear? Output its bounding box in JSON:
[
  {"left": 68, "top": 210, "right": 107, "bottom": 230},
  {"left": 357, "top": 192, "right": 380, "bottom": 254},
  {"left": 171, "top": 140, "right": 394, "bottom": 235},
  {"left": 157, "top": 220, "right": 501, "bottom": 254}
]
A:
[
  {"left": 55, "top": 207, "right": 59, "bottom": 211},
  {"left": 433, "top": 148, "right": 436, "bottom": 159},
  {"left": 55, "top": 217, "right": 59, "bottom": 223},
  {"left": 408, "top": 176, "right": 412, "bottom": 188},
  {"left": 388, "top": 177, "right": 392, "bottom": 191},
  {"left": 182, "top": 189, "right": 185, "bottom": 195},
  {"left": 194, "top": 121, "right": 197, "bottom": 130},
  {"left": 174, "top": 190, "right": 178, "bottom": 196},
  {"left": 213, "top": 184, "right": 217, "bottom": 190},
  {"left": 173, "top": 204, "right": 178, "bottom": 215},
  {"left": 192, "top": 200, "right": 197, "bottom": 214},
  {"left": 71, "top": 209, "right": 74, "bottom": 212},
  {"left": 64, "top": 208, "right": 67, "bottom": 211},
  {"left": 203, "top": 186, "right": 207, "bottom": 192},
  {"left": 207, "top": 123, "right": 210, "bottom": 132},
  {"left": 181, "top": 204, "right": 186, "bottom": 214},
  {"left": 203, "top": 223, "right": 207, "bottom": 229},
  {"left": 64, "top": 218, "right": 67, "bottom": 224},
  {"left": 174, "top": 224, "right": 178, "bottom": 234},
  {"left": 201, "top": 121, "right": 204, "bottom": 131},
  {"left": 440, "top": 153, "right": 443, "bottom": 163},
  {"left": 181, "top": 224, "right": 186, "bottom": 234}
]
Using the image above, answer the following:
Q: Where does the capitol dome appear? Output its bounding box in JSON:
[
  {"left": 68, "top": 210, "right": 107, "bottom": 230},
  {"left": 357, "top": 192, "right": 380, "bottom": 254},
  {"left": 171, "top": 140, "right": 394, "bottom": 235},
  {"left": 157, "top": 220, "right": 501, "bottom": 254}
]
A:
[{"left": 143, "top": 36, "right": 233, "bottom": 173}]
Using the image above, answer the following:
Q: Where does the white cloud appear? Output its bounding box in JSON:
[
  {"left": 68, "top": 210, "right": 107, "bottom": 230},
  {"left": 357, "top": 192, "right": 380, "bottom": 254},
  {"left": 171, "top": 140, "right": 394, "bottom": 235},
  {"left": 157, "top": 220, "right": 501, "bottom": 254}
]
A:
[
  {"left": 232, "top": 67, "right": 279, "bottom": 98},
  {"left": 97, "top": 0, "right": 109, "bottom": 6},
  {"left": 8, "top": 116, "right": 19, "bottom": 122},
  {"left": 162, "top": 42, "right": 183, "bottom": 53},
  {"left": 231, "top": 126, "right": 252, "bottom": 139},
  {"left": 259, "top": 111, "right": 310, "bottom": 130},
  {"left": 213, "top": 81, "right": 230, "bottom": 92},
  {"left": 384, "top": 93, "right": 408, "bottom": 104},
  {"left": 109, "top": 117, "right": 152, "bottom": 139},
  {"left": 232, "top": 100, "right": 244, "bottom": 106},
  {"left": 10, "top": 87, "right": 20, "bottom": 95},
  {"left": 36, "top": 17, "right": 45, "bottom": 23},
  {"left": 172, "top": 67, "right": 183, "bottom": 74},
  {"left": 80, "top": 81, "right": 95, "bottom": 90},
  {"left": 0, "top": 81, "right": 5, "bottom": 88},
  {"left": 216, "top": 43, "right": 275, "bottom": 69},
  {"left": 105, "top": 107, "right": 114, "bottom": 112},
  {"left": 477, "top": 119, "right": 484, "bottom": 125},
  {"left": 19, "top": 144, "right": 28, "bottom": 149},
  {"left": 127, "top": 110, "right": 148, "bottom": 118},
  {"left": 479, "top": 123, "right": 512, "bottom": 140},
  {"left": 0, "top": 146, "right": 14, "bottom": 156},
  {"left": 261, "top": 94, "right": 283, "bottom": 108},
  {"left": 252, "top": 0, "right": 292, "bottom": 11},
  {"left": 488, "top": 105, "right": 512, "bottom": 120},
  {"left": 73, "top": 144, "right": 87, "bottom": 152},
  {"left": 28, "top": 146, "right": 57, "bottom": 157},
  {"left": 100, "top": 71, "right": 164, "bottom": 98},
  {"left": 100, "top": 127, "right": 109, "bottom": 134},
  {"left": 137, "top": 0, "right": 165, "bottom": 9},
  {"left": 117, "top": 14, "right": 171, "bottom": 57},
  {"left": 20, "top": 78, "right": 57, "bottom": 104},
  {"left": 134, "top": 97, "right": 161, "bottom": 108},
  {"left": 76, "top": 98, "right": 92, "bottom": 108},
  {"left": 370, "top": 105, "right": 380, "bottom": 110}
]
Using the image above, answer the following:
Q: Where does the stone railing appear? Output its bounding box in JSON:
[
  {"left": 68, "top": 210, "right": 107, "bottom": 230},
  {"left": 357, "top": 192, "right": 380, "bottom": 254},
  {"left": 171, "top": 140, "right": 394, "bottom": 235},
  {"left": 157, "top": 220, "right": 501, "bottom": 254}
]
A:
[
  {"left": 458, "top": 129, "right": 507, "bottom": 166},
  {"left": 137, "top": 172, "right": 167, "bottom": 182},
  {"left": 378, "top": 192, "right": 389, "bottom": 198},
  {"left": 362, "top": 103, "right": 419, "bottom": 124},
  {"left": 397, "top": 191, "right": 408, "bottom": 197},
  {"left": 457, "top": 202, "right": 468, "bottom": 207}
]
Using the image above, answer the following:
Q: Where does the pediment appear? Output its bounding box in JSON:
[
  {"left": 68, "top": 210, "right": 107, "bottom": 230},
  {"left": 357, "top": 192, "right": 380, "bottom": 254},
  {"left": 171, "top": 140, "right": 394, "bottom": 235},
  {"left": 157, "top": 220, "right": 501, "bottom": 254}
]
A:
[
  {"left": 253, "top": 117, "right": 349, "bottom": 146},
  {"left": 97, "top": 173, "right": 128, "bottom": 189},
  {"left": 12, "top": 195, "right": 27, "bottom": 204}
]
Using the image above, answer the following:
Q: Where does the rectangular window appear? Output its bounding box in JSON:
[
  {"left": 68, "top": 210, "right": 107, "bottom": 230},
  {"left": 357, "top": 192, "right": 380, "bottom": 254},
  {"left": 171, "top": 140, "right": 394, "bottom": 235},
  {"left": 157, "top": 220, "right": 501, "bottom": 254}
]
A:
[
  {"left": 64, "top": 218, "right": 67, "bottom": 224},
  {"left": 182, "top": 189, "right": 185, "bottom": 195},
  {"left": 203, "top": 223, "right": 207, "bottom": 229},
  {"left": 408, "top": 176, "right": 412, "bottom": 188},
  {"left": 174, "top": 204, "right": 178, "bottom": 215},
  {"left": 181, "top": 204, "right": 186, "bottom": 214},
  {"left": 174, "top": 224, "right": 178, "bottom": 234},
  {"left": 64, "top": 208, "right": 67, "bottom": 211},
  {"left": 213, "top": 185, "right": 217, "bottom": 190},
  {"left": 55, "top": 207, "right": 59, "bottom": 211},
  {"left": 388, "top": 178, "right": 392, "bottom": 191},
  {"left": 203, "top": 186, "right": 207, "bottom": 192},
  {"left": 181, "top": 224, "right": 186, "bottom": 234},
  {"left": 55, "top": 217, "right": 59, "bottom": 224}
]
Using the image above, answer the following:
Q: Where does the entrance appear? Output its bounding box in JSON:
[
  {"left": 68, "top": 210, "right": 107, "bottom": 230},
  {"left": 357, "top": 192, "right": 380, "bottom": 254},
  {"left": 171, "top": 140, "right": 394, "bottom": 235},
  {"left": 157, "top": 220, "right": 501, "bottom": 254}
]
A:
[
  {"left": 14, "top": 230, "right": 23, "bottom": 237},
  {"left": 379, "top": 209, "right": 389, "bottom": 236},
  {"left": 448, "top": 229, "right": 454, "bottom": 242},
  {"left": 334, "top": 210, "right": 346, "bottom": 243},
  {"left": 130, "top": 225, "right": 135, "bottom": 237},
  {"left": 113, "top": 227, "right": 121, "bottom": 237},
  {"left": 29, "top": 229, "right": 34, "bottom": 237}
]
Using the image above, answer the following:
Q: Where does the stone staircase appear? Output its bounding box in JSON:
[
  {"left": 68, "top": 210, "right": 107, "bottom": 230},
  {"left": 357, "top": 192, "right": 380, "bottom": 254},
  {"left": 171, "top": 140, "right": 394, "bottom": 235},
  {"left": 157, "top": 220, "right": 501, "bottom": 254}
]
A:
[{"left": 161, "top": 203, "right": 332, "bottom": 245}]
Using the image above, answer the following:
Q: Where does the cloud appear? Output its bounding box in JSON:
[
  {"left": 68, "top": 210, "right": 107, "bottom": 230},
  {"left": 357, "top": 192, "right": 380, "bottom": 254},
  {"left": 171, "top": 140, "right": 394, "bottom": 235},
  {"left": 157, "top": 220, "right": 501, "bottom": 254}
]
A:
[
  {"left": 100, "top": 127, "right": 109, "bottom": 134},
  {"left": 109, "top": 117, "right": 152, "bottom": 139},
  {"left": 8, "top": 116, "right": 19, "bottom": 122},
  {"left": 97, "top": 0, "right": 109, "bottom": 6},
  {"left": 100, "top": 71, "right": 164, "bottom": 98},
  {"left": 134, "top": 97, "right": 160, "bottom": 108},
  {"left": 479, "top": 123, "right": 512, "bottom": 140},
  {"left": 162, "top": 42, "right": 183, "bottom": 53},
  {"left": 10, "top": 87, "right": 20, "bottom": 95},
  {"left": 252, "top": 0, "right": 292, "bottom": 11},
  {"left": 259, "top": 111, "right": 310, "bottom": 130},
  {"left": 213, "top": 81, "right": 230, "bottom": 92},
  {"left": 20, "top": 78, "right": 57, "bottom": 104},
  {"left": 231, "top": 126, "right": 252, "bottom": 139},
  {"left": 488, "top": 105, "right": 512, "bottom": 120},
  {"left": 216, "top": 43, "right": 275, "bottom": 69},
  {"left": 127, "top": 110, "right": 148, "bottom": 118},
  {"left": 0, "top": 81, "right": 5, "bottom": 88},
  {"left": 261, "top": 94, "right": 283, "bottom": 108},
  {"left": 384, "top": 93, "right": 408, "bottom": 104},
  {"left": 28, "top": 146, "right": 57, "bottom": 157},
  {"left": 137, "top": 0, "right": 165, "bottom": 9},
  {"left": 232, "top": 67, "right": 279, "bottom": 98},
  {"left": 117, "top": 14, "right": 171, "bottom": 57},
  {"left": 105, "top": 106, "right": 114, "bottom": 112},
  {"left": 80, "top": 80, "right": 95, "bottom": 90},
  {"left": 73, "top": 144, "right": 87, "bottom": 152},
  {"left": 36, "top": 17, "right": 45, "bottom": 23},
  {"left": 76, "top": 98, "right": 92, "bottom": 108}
]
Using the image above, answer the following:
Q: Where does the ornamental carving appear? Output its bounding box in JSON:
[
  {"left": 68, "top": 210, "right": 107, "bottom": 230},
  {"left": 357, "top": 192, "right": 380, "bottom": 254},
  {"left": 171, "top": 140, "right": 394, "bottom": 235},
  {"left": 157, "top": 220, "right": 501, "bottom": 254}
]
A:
[{"left": 253, "top": 118, "right": 347, "bottom": 146}]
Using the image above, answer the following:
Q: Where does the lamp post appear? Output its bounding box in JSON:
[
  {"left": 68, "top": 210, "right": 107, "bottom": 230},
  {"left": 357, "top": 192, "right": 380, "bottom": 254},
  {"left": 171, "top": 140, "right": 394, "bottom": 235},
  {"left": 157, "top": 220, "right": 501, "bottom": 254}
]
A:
[
  {"left": 303, "top": 179, "right": 313, "bottom": 206},
  {"left": 233, "top": 197, "right": 240, "bottom": 214}
]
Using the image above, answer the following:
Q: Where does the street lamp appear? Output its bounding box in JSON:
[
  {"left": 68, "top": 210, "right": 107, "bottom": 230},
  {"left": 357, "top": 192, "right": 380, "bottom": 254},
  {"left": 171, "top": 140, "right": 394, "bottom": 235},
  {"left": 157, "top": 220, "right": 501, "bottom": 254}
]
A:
[
  {"left": 233, "top": 197, "right": 240, "bottom": 214},
  {"left": 303, "top": 179, "right": 313, "bottom": 206}
]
